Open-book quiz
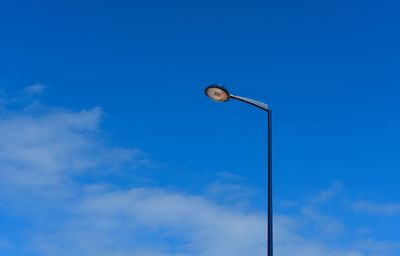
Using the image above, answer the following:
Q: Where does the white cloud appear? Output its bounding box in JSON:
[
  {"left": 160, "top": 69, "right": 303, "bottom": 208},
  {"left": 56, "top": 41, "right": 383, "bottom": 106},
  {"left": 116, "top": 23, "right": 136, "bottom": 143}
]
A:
[
  {"left": 30, "top": 187, "right": 365, "bottom": 256},
  {"left": 204, "top": 172, "right": 256, "bottom": 209},
  {"left": 24, "top": 83, "right": 46, "bottom": 95},
  {"left": 9, "top": 185, "right": 257, "bottom": 255},
  {"left": 301, "top": 207, "right": 346, "bottom": 237},
  {"left": 355, "top": 239, "right": 400, "bottom": 256},
  {"left": 309, "top": 181, "right": 343, "bottom": 204},
  {"left": 0, "top": 106, "right": 146, "bottom": 206},
  {"left": 352, "top": 201, "right": 400, "bottom": 215}
]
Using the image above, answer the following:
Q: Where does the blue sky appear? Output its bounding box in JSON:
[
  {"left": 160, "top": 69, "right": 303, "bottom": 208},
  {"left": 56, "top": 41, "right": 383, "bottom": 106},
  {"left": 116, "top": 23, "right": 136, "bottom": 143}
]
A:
[{"left": 0, "top": 0, "right": 399, "bottom": 255}]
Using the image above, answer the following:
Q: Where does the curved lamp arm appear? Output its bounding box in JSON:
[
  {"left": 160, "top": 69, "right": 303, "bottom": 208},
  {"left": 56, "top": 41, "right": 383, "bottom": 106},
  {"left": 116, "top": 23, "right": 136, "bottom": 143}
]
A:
[{"left": 230, "top": 94, "right": 270, "bottom": 112}]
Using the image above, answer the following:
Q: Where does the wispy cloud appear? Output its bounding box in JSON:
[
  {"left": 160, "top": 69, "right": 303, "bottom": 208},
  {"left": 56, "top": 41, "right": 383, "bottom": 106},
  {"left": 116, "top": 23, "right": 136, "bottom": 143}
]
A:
[
  {"left": 0, "top": 105, "right": 147, "bottom": 207},
  {"left": 24, "top": 83, "right": 46, "bottom": 95},
  {"left": 301, "top": 207, "right": 346, "bottom": 237},
  {"left": 352, "top": 201, "right": 400, "bottom": 215},
  {"left": 41, "top": 188, "right": 264, "bottom": 256},
  {"left": 355, "top": 239, "right": 400, "bottom": 256},
  {"left": 205, "top": 171, "right": 256, "bottom": 209},
  {"left": 309, "top": 181, "right": 343, "bottom": 204}
]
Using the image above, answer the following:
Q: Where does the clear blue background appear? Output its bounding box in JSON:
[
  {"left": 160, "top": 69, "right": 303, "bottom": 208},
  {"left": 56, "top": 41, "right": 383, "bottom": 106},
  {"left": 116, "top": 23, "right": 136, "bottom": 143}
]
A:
[{"left": 0, "top": 0, "right": 399, "bottom": 253}]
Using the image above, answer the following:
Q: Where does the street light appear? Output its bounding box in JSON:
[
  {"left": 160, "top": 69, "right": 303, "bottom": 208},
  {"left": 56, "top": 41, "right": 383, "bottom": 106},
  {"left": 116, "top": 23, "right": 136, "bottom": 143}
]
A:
[
  {"left": 204, "top": 84, "right": 273, "bottom": 256},
  {"left": 204, "top": 85, "right": 230, "bottom": 102}
]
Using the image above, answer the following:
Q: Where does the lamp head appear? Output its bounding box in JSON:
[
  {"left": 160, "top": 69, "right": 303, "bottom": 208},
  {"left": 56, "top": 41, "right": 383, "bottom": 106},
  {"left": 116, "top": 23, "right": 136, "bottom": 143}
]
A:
[{"left": 204, "top": 85, "right": 230, "bottom": 102}]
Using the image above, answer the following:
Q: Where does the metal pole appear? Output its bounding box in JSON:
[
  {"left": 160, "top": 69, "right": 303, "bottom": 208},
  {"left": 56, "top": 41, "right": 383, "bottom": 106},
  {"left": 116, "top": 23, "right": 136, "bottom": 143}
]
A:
[{"left": 267, "top": 110, "right": 273, "bottom": 256}]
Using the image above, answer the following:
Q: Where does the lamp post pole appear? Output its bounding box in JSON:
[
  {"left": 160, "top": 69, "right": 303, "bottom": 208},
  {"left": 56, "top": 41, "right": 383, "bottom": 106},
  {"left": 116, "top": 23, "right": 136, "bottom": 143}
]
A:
[
  {"left": 267, "top": 109, "right": 272, "bottom": 256},
  {"left": 204, "top": 85, "right": 273, "bottom": 256}
]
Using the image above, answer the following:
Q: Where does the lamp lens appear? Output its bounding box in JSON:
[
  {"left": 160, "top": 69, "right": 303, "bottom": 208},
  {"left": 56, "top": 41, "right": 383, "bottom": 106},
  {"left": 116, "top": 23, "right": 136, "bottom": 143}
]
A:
[{"left": 206, "top": 87, "right": 229, "bottom": 102}]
